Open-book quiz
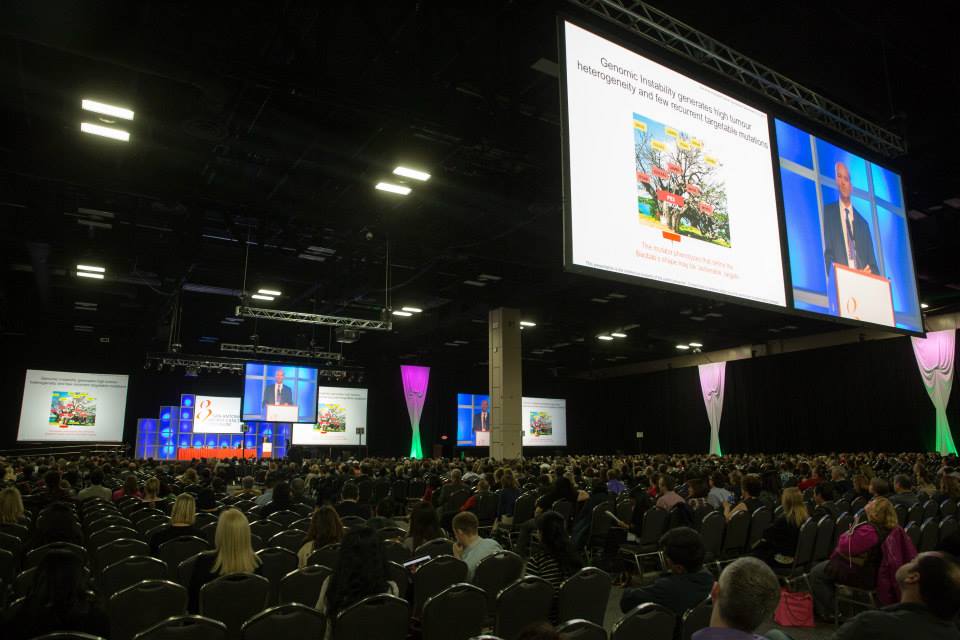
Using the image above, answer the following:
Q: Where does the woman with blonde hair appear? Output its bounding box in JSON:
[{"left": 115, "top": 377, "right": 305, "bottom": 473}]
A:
[
  {"left": 0, "top": 486, "right": 26, "bottom": 525},
  {"left": 141, "top": 477, "right": 163, "bottom": 508},
  {"left": 297, "top": 506, "right": 344, "bottom": 568},
  {"left": 751, "top": 486, "right": 809, "bottom": 569},
  {"left": 187, "top": 508, "right": 261, "bottom": 612},
  {"left": 148, "top": 493, "right": 203, "bottom": 554}
]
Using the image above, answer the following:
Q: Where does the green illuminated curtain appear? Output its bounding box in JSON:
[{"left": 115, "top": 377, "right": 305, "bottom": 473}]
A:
[{"left": 912, "top": 330, "right": 957, "bottom": 455}]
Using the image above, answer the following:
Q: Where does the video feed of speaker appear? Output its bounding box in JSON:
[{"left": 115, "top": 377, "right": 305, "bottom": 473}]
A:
[
  {"left": 17, "top": 370, "right": 129, "bottom": 442},
  {"left": 241, "top": 362, "right": 318, "bottom": 423},
  {"left": 456, "top": 393, "right": 567, "bottom": 447}
]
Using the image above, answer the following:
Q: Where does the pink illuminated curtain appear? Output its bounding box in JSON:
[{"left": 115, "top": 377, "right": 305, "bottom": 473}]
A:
[
  {"left": 911, "top": 329, "right": 957, "bottom": 455},
  {"left": 699, "top": 362, "right": 726, "bottom": 456},
  {"left": 401, "top": 365, "right": 430, "bottom": 459}
]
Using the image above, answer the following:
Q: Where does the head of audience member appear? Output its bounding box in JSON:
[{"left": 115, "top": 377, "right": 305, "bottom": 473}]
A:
[
  {"left": 452, "top": 511, "right": 481, "bottom": 548},
  {"left": 170, "top": 493, "right": 197, "bottom": 527},
  {"left": 870, "top": 477, "right": 890, "bottom": 497},
  {"left": 196, "top": 487, "right": 219, "bottom": 512},
  {"left": 658, "top": 474, "right": 676, "bottom": 496},
  {"left": 0, "top": 486, "right": 25, "bottom": 524},
  {"left": 536, "top": 511, "right": 582, "bottom": 576},
  {"left": 831, "top": 466, "right": 847, "bottom": 482},
  {"left": 896, "top": 552, "right": 960, "bottom": 619},
  {"left": 328, "top": 527, "right": 389, "bottom": 620},
  {"left": 709, "top": 471, "right": 726, "bottom": 490},
  {"left": 709, "top": 557, "right": 781, "bottom": 633},
  {"left": 781, "top": 487, "right": 809, "bottom": 528},
  {"left": 449, "top": 468, "right": 463, "bottom": 486},
  {"left": 475, "top": 478, "right": 491, "bottom": 495},
  {"left": 741, "top": 474, "right": 762, "bottom": 500},
  {"left": 291, "top": 477, "right": 307, "bottom": 499},
  {"left": 408, "top": 501, "right": 442, "bottom": 549},
  {"left": 813, "top": 482, "right": 834, "bottom": 505},
  {"left": 375, "top": 498, "right": 396, "bottom": 519},
  {"left": 501, "top": 468, "right": 518, "bottom": 491},
  {"left": 241, "top": 476, "right": 256, "bottom": 493},
  {"left": 894, "top": 474, "right": 914, "bottom": 494},
  {"left": 271, "top": 481, "right": 291, "bottom": 507},
  {"left": 143, "top": 476, "right": 160, "bottom": 500},
  {"left": 306, "top": 505, "right": 343, "bottom": 548},
  {"left": 941, "top": 475, "right": 960, "bottom": 500},
  {"left": 88, "top": 468, "right": 105, "bottom": 487},
  {"left": 659, "top": 526, "right": 705, "bottom": 575},
  {"left": 865, "top": 496, "right": 898, "bottom": 531},
  {"left": 44, "top": 470, "right": 63, "bottom": 495},
  {"left": 212, "top": 508, "right": 260, "bottom": 575},
  {"left": 182, "top": 468, "right": 198, "bottom": 485},
  {"left": 852, "top": 473, "right": 869, "bottom": 495},
  {"left": 340, "top": 482, "right": 359, "bottom": 503}
]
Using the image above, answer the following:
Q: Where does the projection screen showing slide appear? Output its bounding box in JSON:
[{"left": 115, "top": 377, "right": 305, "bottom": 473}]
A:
[
  {"left": 193, "top": 396, "right": 243, "bottom": 434},
  {"left": 292, "top": 387, "right": 368, "bottom": 446},
  {"left": 774, "top": 119, "right": 922, "bottom": 332},
  {"left": 457, "top": 393, "right": 567, "bottom": 447},
  {"left": 561, "top": 20, "right": 786, "bottom": 307},
  {"left": 17, "top": 369, "right": 129, "bottom": 442}
]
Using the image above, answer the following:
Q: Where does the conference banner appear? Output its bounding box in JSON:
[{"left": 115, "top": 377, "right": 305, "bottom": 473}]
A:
[{"left": 402, "top": 365, "right": 430, "bottom": 459}]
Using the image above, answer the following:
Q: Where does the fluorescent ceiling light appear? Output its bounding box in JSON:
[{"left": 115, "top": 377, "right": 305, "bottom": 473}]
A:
[
  {"left": 80, "top": 122, "right": 130, "bottom": 141},
  {"left": 73, "top": 325, "right": 94, "bottom": 332},
  {"left": 221, "top": 320, "right": 240, "bottom": 325},
  {"left": 444, "top": 342, "right": 460, "bottom": 346},
  {"left": 257, "top": 289, "right": 282, "bottom": 296},
  {"left": 921, "top": 303, "right": 930, "bottom": 309},
  {"left": 401, "top": 306, "right": 423, "bottom": 313},
  {"left": 611, "top": 332, "right": 627, "bottom": 338},
  {"left": 676, "top": 344, "right": 690, "bottom": 350},
  {"left": 597, "top": 335, "right": 614, "bottom": 341},
  {"left": 520, "top": 321, "right": 537, "bottom": 327},
  {"left": 689, "top": 342, "right": 703, "bottom": 348},
  {"left": 77, "top": 271, "right": 104, "bottom": 280},
  {"left": 607, "top": 293, "right": 627, "bottom": 299},
  {"left": 477, "top": 274, "right": 501, "bottom": 281},
  {"left": 77, "top": 264, "right": 105, "bottom": 273},
  {"left": 81, "top": 99, "right": 134, "bottom": 121},
  {"left": 463, "top": 280, "right": 486, "bottom": 287},
  {"left": 590, "top": 298, "right": 609, "bottom": 304},
  {"left": 251, "top": 294, "right": 274, "bottom": 301},
  {"left": 392, "top": 310, "right": 413, "bottom": 317},
  {"left": 375, "top": 182, "right": 411, "bottom": 195},
  {"left": 393, "top": 166, "right": 430, "bottom": 181}
]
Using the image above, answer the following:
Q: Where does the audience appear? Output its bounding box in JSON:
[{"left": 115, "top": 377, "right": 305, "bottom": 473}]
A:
[
  {"left": 187, "top": 508, "right": 261, "bottom": 613},
  {"left": 259, "top": 481, "right": 293, "bottom": 518},
  {"left": 752, "top": 486, "right": 809, "bottom": 569},
  {"left": 655, "top": 474, "right": 685, "bottom": 510},
  {"left": 723, "top": 474, "right": 763, "bottom": 521},
  {"left": 336, "top": 482, "right": 372, "bottom": 519},
  {"left": 112, "top": 474, "right": 141, "bottom": 502},
  {"left": 889, "top": 474, "right": 920, "bottom": 508},
  {"left": 405, "top": 500, "right": 442, "bottom": 552},
  {"left": 707, "top": 471, "right": 733, "bottom": 509},
  {"left": 620, "top": 526, "right": 713, "bottom": 615},
  {"left": 693, "top": 557, "right": 781, "bottom": 639},
  {"left": 298, "top": 505, "right": 344, "bottom": 568},
  {"left": 451, "top": 511, "right": 502, "bottom": 580},
  {"left": 76, "top": 468, "right": 111, "bottom": 501},
  {"left": 149, "top": 493, "right": 203, "bottom": 554},
  {"left": 0, "top": 486, "right": 27, "bottom": 526},
  {"left": 811, "top": 482, "right": 838, "bottom": 521}
]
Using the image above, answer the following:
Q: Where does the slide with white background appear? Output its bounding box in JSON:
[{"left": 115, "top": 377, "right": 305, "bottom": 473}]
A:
[
  {"left": 17, "top": 370, "right": 129, "bottom": 441},
  {"left": 522, "top": 397, "right": 568, "bottom": 447},
  {"left": 564, "top": 21, "right": 786, "bottom": 307},
  {"left": 193, "top": 396, "right": 243, "bottom": 434},
  {"left": 292, "top": 387, "right": 368, "bottom": 446}
]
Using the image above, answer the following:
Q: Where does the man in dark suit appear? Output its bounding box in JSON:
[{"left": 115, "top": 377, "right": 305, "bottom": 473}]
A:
[
  {"left": 262, "top": 369, "right": 293, "bottom": 407},
  {"left": 472, "top": 398, "right": 490, "bottom": 432},
  {"left": 822, "top": 161, "right": 879, "bottom": 278}
]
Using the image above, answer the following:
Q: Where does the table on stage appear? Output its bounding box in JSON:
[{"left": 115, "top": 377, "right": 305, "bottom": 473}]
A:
[{"left": 175, "top": 447, "right": 269, "bottom": 460}]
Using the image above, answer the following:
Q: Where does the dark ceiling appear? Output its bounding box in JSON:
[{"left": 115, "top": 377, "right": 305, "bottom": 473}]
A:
[{"left": 1, "top": 0, "right": 958, "bottom": 379}]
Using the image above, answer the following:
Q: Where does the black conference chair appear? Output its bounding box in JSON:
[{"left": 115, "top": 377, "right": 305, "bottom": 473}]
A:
[
  {"left": 133, "top": 615, "right": 227, "bottom": 640},
  {"left": 413, "top": 555, "right": 468, "bottom": 616},
  {"left": 494, "top": 576, "right": 554, "bottom": 640},
  {"left": 748, "top": 507, "right": 773, "bottom": 549},
  {"left": 26, "top": 542, "right": 88, "bottom": 569},
  {"left": 612, "top": 602, "right": 676, "bottom": 640},
  {"left": 383, "top": 539, "right": 412, "bottom": 564},
  {"left": 101, "top": 555, "right": 169, "bottom": 598},
  {"left": 386, "top": 560, "right": 411, "bottom": 599},
  {"left": 268, "top": 529, "right": 306, "bottom": 553},
  {"left": 422, "top": 583, "right": 488, "bottom": 640},
  {"left": 812, "top": 515, "right": 836, "bottom": 562},
  {"left": 307, "top": 542, "right": 340, "bottom": 568},
  {"left": 108, "top": 579, "right": 188, "bottom": 640},
  {"left": 332, "top": 593, "right": 410, "bottom": 640},
  {"left": 240, "top": 603, "right": 325, "bottom": 640},
  {"left": 159, "top": 536, "right": 211, "bottom": 579},
  {"left": 256, "top": 546, "right": 299, "bottom": 604},
  {"left": 96, "top": 537, "right": 150, "bottom": 571},
  {"left": 267, "top": 510, "right": 302, "bottom": 529},
  {"left": 473, "top": 550, "right": 525, "bottom": 613},
  {"left": 30, "top": 634, "right": 105, "bottom": 640},
  {"left": 699, "top": 511, "right": 725, "bottom": 563},
  {"left": 681, "top": 599, "right": 713, "bottom": 640},
  {"left": 278, "top": 564, "right": 331, "bottom": 606},
  {"left": 555, "top": 619, "right": 607, "bottom": 640},
  {"left": 200, "top": 573, "right": 271, "bottom": 640},
  {"left": 558, "top": 567, "right": 612, "bottom": 627},
  {"left": 89, "top": 525, "right": 140, "bottom": 550},
  {"left": 414, "top": 537, "right": 455, "bottom": 559}
]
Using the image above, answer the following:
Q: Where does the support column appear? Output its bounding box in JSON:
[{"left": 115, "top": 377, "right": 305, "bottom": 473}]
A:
[{"left": 489, "top": 307, "right": 523, "bottom": 461}]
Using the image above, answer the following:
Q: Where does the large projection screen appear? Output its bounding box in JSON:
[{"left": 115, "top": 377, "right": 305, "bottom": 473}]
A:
[
  {"left": 193, "top": 396, "right": 243, "bottom": 434},
  {"left": 774, "top": 118, "right": 922, "bottom": 333},
  {"left": 561, "top": 20, "right": 786, "bottom": 307},
  {"left": 457, "top": 393, "right": 568, "bottom": 447},
  {"left": 292, "top": 387, "right": 368, "bottom": 446},
  {"left": 17, "top": 369, "right": 129, "bottom": 442}
]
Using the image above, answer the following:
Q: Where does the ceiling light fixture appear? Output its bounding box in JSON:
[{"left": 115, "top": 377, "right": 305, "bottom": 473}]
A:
[
  {"left": 611, "top": 332, "right": 627, "bottom": 338},
  {"left": 80, "top": 122, "right": 130, "bottom": 142},
  {"left": 81, "top": 99, "right": 134, "bottom": 120},
  {"left": 375, "top": 182, "right": 411, "bottom": 195},
  {"left": 597, "top": 335, "right": 614, "bottom": 341},
  {"left": 689, "top": 342, "right": 703, "bottom": 348},
  {"left": 392, "top": 310, "right": 413, "bottom": 317},
  {"left": 393, "top": 166, "right": 431, "bottom": 181},
  {"left": 251, "top": 294, "right": 274, "bottom": 301},
  {"left": 76, "top": 271, "right": 104, "bottom": 280},
  {"left": 463, "top": 280, "right": 486, "bottom": 287},
  {"left": 257, "top": 289, "right": 282, "bottom": 296},
  {"left": 77, "top": 264, "right": 105, "bottom": 273},
  {"left": 520, "top": 321, "right": 537, "bottom": 327},
  {"left": 401, "top": 306, "right": 423, "bottom": 314},
  {"left": 676, "top": 344, "right": 690, "bottom": 350},
  {"left": 921, "top": 303, "right": 929, "bottom": 309}
]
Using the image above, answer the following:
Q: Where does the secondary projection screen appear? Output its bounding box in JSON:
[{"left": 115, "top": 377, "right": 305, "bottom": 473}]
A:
[
  {"left": 456, "top": 393, "right": 568, "bottom": 447},
  {"left": 241, "top": 362, "right": 318, "bottom": 423},
  {"left": 17, "top": 369, "right": 129, "bottom": 442},
  {"left": 774, "top": 119, "right": 922, "bottom": 332},
  {"left": 193, "top": 396, "right": 243, "bottom": 434},
  {"left": 292, "top": 387, "right": 368, "bottom": 446},
  {"left": 561, "top": 20, "right": 786, "bottom": 307}
]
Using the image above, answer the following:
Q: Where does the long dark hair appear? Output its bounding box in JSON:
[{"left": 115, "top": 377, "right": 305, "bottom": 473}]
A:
[
  {"left": 23, "top": 550, "right": 92, "bottom": 622},
  {"left": 408, "top": 501, "right": 441, "bottom": 549},
  {"left": 305, "top": 505, "right": 343, "bottom": 547},
  {"left": 327, "top": 527, "right": 389, "bottom": 620},
  {"left": 537, "top": 511, "right": 582, "bottom": 577}
]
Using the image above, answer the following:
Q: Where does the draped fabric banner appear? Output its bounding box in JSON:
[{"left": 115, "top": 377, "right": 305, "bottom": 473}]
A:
[
  {"left": 699, "top": 362, "right": 726, "bottom": 456},
  {"left": 911, "top": 329, "right": 957, "bottom": 455},
  {"left": 401, "top": 365, "right": 430, "bottom": 459}
]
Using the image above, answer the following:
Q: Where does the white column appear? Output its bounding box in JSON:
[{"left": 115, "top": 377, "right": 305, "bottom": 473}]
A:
[{"left": 489, "top": 307, "right": 523, "bottom": 461}]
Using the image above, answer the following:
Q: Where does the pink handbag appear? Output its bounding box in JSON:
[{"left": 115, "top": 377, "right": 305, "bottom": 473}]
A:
[{"left": 773, "top": 588, "right": 815, "bottom": 627}]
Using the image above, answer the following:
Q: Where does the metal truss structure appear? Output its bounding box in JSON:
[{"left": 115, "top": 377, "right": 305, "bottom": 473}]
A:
[
  {"left": 145, "top": 353, "right": 246, "bottom": 372},
  {"left": 235, "top": 306, "right": 392, "bottom": 331},
  {"left": 570, "top": 0, "right": 906, "bottom": 157},
  {"left": 220, "top": 343, "right": 343, "bottom": 361}
]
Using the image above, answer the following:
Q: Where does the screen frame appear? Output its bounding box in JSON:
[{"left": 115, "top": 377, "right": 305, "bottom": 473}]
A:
[{"left": 240, "top": 361, "right": 319, "bottom": 424}]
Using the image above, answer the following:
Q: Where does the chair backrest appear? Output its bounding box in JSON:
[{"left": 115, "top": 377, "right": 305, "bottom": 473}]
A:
[
  {"left": 256, "top": 546, "right": 299, "bottom": 604},
  {"left": 681, "top": 599, "right": 713, "bottom": 640},
  {"left": 340, "top": 515, "right": 368, "bottom": 530},
  {"left": 835, "top": 500, "right": 851, "bottom": 517},
  {"left": 194, "top": 512, "right": 219, "bottom": 529},
  {"left": 136, "top": 515, "right": 171, "bottom": 535},
  {"left": 494, "top": 576, "right": 554, "bottom": 640},
  {"left": 617, "top": 500, "right": 636, "bottom": 526},
  {"left": 250, "top": 519, "right": 282, "bottom": 541},
  {"left": 176, "top": 551, "right": 208, "bottom": 588},
  {"left": 834, "top": 512, "right": 853, "bottom": 548},
  {"left": 26, "top": 634, "right": 105, "bottom": 640},
  {"left": 159, "top": 536, "right": 211, "bottom": 579},
  {"left": 905, "top": 521, "right": 921, "bottom": 549},
  {"left": 268, "top": 529, "right": 306, "bottom": 553},
  {"left": 134, "top": 614, "right": 227, "bottom": 640},
  {"left": 851, "top": 496, "right": 868, "bottom": 513},
  {"left": 721, "top": 510, "right": 749, "bottom": 555},
  {"left": 307, "top": 542, "right": 340, "bottom": 568},
  {"left": 97, "top": 537, "right": 150, "bottom": 570},
  {"left": 130, "top": 508, "right": 166, "bottom": 524},
  {"left": 0, "top": 530, "right": 21, "bottom": 555},
  {"left": 240, "top": 603, "right": 325, "bottom": 640},
  {"left": 639, "top": 508, "right": 669, "bottom": 546},
  {"left": 555, "top": 619, "right": 606, "bottom": 640},
  {"left": 920, "top": 518, "right": 940, "bottom": 552},
  {"left": 587, "top": 503, "right": 613, "bottom": 544},
  {"left": 14, "top": 564, "right": 92, "bottom": 598},
  {"left": 812, "top": 515, "right": 836, "bottom": 562},
  {"left": 443, "top": 488, "right": 471, "bottom": 513},
  {"left": 474, "top": 550, "right": 525, "bottom": 611},
  {"left": 383, "top": 539, "right": 412, "bottom": 564},
  {"left": 552, "top": 500, "right": 574, "bottom": 526},
  {"left": 101, "top": 555, "right": 169, "bottom": 598},
  {"left": 476, "top": 492, "right": 500, "bottom": 524},
  {"left": 267, "top": 510, "right": 301, "bottom": 528},
  {"left": 200, "top": 573, "right": 271, "bottom": 640},
  {"left": 748, "top": 507, "right": 772, "bottom": 548},
  {"left": 923, "top": 500, "right": 939, "bottom": 521},
  {"left": 939, "top": 517, "right": 958, "bottom": 544},
  {"left": 89, "top": 525, "right": 141, "bottom": 549},
  {"left": 108, "top": 579, "right": 188, "bottom": 640},
  {"left": 387, "top": 560, "right": 411, "bottom": 599},
  {"left": 894, "top": 504, "right": 909, "bottom": 527},
  {"left": 413, "top": 554, "right": 469, "bottom": 614},
  {"left": 333, "top": 593, "right": 409, "bottom": 640},
  {"left": 558, "top": 567, "right": 612, "bottom": 626},
  {"left": 793, "top": 518, "right": 818, "bottom": 568},
  {"left": 88, "top": 514, "right": 131, "bottom": 533},
  {"left": 699, "top": 512, "right": 725, "bottom": 561},
  {"left": 423, "top": 583, "right": 487, "bottom": 640},
  {"left": 512, "top": 493, "right": 537, "bottom": 526},
  {"left": 908, "top": 503, "right": 924, "bottom": 526},
  {"left": 612, "top": 602, "right": 676, "bottom": 640},
  {"left": 279, "top": 564, "right": 331, "bottom": 606},
  {"left": 414, "top": 537, "right": 455, "bottom": 559}
]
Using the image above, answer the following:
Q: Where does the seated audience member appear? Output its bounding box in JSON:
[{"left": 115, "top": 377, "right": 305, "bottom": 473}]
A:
[
  {"left": 522, "top": 512, "right": 583, "bottom": 608},
  {"left": 367, "top": 498, "right": 401, "bottom": 530},
  {"left": 869, "top": 477, "right": 891, "bottom": 500},
  {"left": 335, "top": 482, "right": 372, "bottom": 519},
  {"left": 707, "top": 472, "right": 734, "bottom": 509},
  {"left": 811, "top": 482, "right": 838, "bottom": 521},
  {"left": 8, "top": 550, "right": 109, "bottom": 639},
  {"left": 832, "top": 466, "right": 853, "bottom": 497},
  {"left": 752, "top": 487, "right": 809, "bottom": 569},
  {"left": 76, "top": 468, "right": 112, "bottom": 502},
  {"left": 291, "top": 477, "right": 316, "bottom": 508},
  {"left": 298, "top": 505, "right": 344, "bottom": 568},
  {"left": 915, "top": 465, "right": 937, "bottom": 497},
  {"left": 798, "top": 465, "right": 824, "bottom": 492},
  {"left": 112, "top": 474, "right": 142, "bottom": 502},
  {"left": 437, "top": 468, "right": 466, "bottom": 506},
  {"left": 141, "top": 476, "right": 165, "bottom": 508},
  {"left": 150, "top": 493, "right": 204, "bottom": 555},
  {"left": 723, "top": 474, "right": 763, "bottom": 521},
  {"left": 460, "top": 478, "right": 493, "bottom": 513},
  {"left": 260, "top": 481, "right": 293, "bottom": 518},
  {"left": 195, "top": 486, "right": 221, "bottom": 514},
  {"left": 536, "top": 476, "right": 578, "bottom": 514},
  {"left": 316, "top": 527, "right": 398, "bottom": 640},
  {"left": 655, "top": 474, "right": 685, "bottom": 511},
  {"left": 38, "top": 470, "right": 72, "bottom": 505},
  {"left": 452, "top": 511, "right": 502, "bottom": 580},
  {"left": 692, "top": 557, "right": 781, "bottom": 640},
  {"left": 187, "top": 508, "right": 261, "bottom": 613},
  {"left": 235, "top": 475, "right": 261, "bottom": 499},
  {"left": 0, "top": 486, "right": 28, "bottom": 527},
  {"left": 846, "top": 473, "right": 872, "bottom": 503},
  {"left": 620, "top": 526, "right": 713, "bottom": 615},
  {"left": 497, "top": 468, "right": 521, "bottom": 524},
  {"left": 254, "top": 474, "right": 277, "bottom": 506},
  {"left": 405, "top": 500, "right": 443, "bottom": 552},
  {"left": 833, "top": 552, "right": 960, "bottom": 640},
  {"left": 889, "top": 474, "right": 920, "bottom": 508},
  {"left": 606, "top": 468, "right": 626, "bottom": 495},
  {"left": 933, "top": 474, "right": 960, "bottom": 504},
  {"left": 30, "top": 501, "right": 83, "bottom": 548}
]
